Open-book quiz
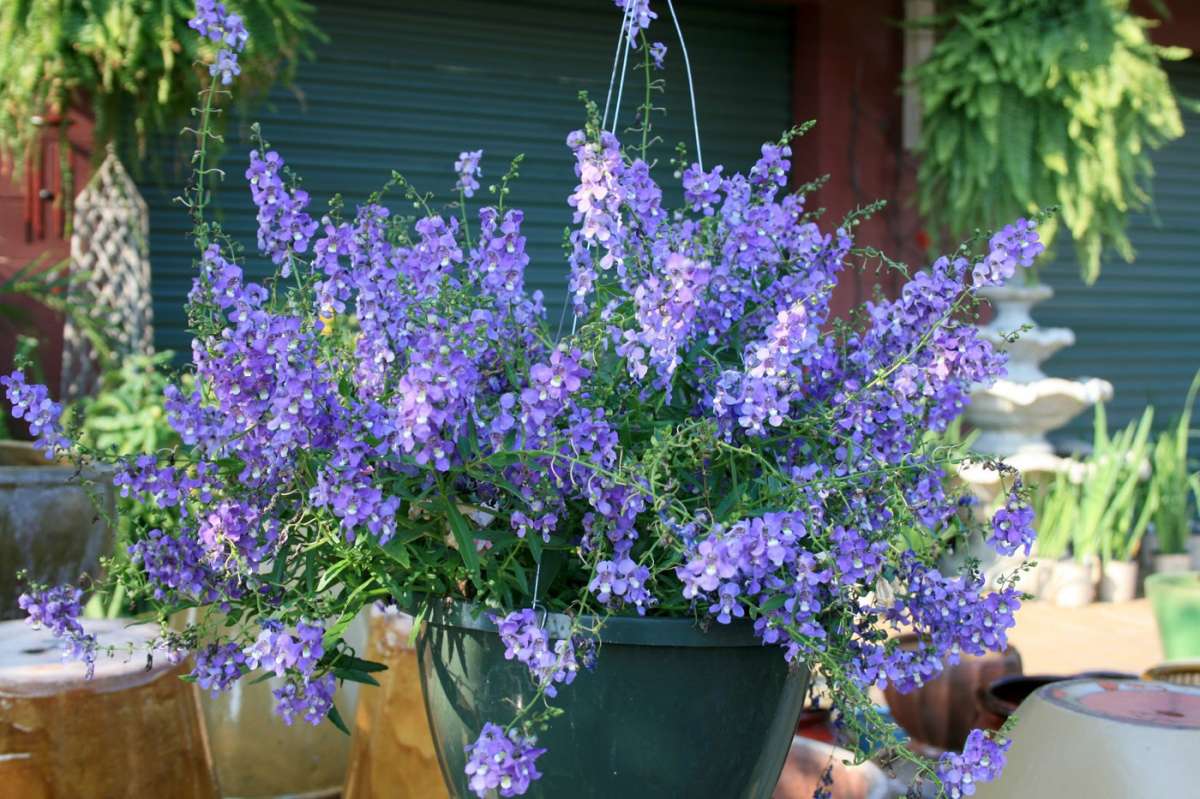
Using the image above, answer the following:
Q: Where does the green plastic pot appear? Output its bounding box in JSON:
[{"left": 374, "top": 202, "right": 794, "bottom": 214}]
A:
[
  {"left": 1146, "top": 572, "right": 1200, "bottom": 660},
  {"left": 416, "top": 600, "right": 809, "bottom": 799}
]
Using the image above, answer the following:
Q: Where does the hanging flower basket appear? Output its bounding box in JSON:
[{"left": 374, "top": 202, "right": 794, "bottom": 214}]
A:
[
  {"left": 419, "top": 600, "right": 807, "bottom": 798},
  {"left": 7, "top": 3, "right": 1047, "bottom": 797}
]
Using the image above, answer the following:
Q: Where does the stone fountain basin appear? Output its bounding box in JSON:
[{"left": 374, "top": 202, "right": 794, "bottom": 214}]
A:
[{"left": 968, "top": 377, "right": 1113, "bottom": 434}]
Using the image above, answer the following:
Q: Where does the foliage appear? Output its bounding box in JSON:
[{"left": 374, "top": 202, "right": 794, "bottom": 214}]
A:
[
  {"left": 1032, "top": 402, "right": 1155, "bottom": 562},
  {"left": 8, "top": 6, "right": 1036, "bottom": 796},
  {"left": 914, "top": 0, "right": 1189, "bottom": 283},
  {"left": 71, "top": 351, "right": 183, "bottom": 457},
  {"left": 1146, "top": 369, "right": 1200, "bottom": 554},
  {"left": 0, "top": 0, "right": 318, "bottom": 170},
  {"left": 71, "top": 352, "right": 186, "bottom": 619}
]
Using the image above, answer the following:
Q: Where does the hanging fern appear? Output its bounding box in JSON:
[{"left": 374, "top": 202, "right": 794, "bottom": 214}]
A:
[
  {"left": 914, "top": 0, "right": 1189, "bottom": 283},
  {"left": 0, "top": 0, "right": 318, "bottom": 171}
]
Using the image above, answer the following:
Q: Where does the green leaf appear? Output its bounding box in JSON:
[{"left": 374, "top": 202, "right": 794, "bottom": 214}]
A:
[
  {"left": 444, "top": 499, "right": 481, "bottom": 581},
  {"left": 334, "top": 666, "right": 381, "bottom": 687},
  {"left": 326, "top": 703, "right": 351, "bottom": 736},
  {"left": 336, "top": 654, "right": 389, "bottom": 673}
]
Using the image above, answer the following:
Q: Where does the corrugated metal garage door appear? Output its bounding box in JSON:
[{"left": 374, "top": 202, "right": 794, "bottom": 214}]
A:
[{"left": 140, "top": 0, "right": 794, "bottom": 352}]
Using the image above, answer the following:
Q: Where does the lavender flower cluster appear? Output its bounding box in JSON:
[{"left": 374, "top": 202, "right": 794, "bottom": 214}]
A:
[
  {"left": 494, "top": 609, "right": 585, "bottom": 698},
  {"left": 464, "top": 723, "right": 545, "bottom": 797},
  {"left": 0, "top": 3, "right": 1045, "bottom": 796},
  {"left": 17, "top": 585, "right": 97, "bottom": 678},
  {"left": 188, "top": 0, "right": 248, "bottom": 85}
]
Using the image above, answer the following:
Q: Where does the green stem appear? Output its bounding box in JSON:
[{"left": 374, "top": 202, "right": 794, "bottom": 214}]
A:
[
  {"left": 459, "top": 187, "right": 473, "bottom": 251},
  {"left": 640, "top": 32, "right": 653, "bottom": 160}
]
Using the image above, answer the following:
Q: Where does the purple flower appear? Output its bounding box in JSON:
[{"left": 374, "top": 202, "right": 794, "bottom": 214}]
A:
[
  {"left": 273, "top": 672, "right": 336, "bottom": 726},
  {"left": 750, "top": 142, "right": 792, "bottom": 194},
  {"left": 614, "top": 0, "right": 657, "bottom": 39},
  {"left": 682, "top": 164, "right": 723, "bottom": 214},
  {"left": 936, "top": 729, "right": 1011, "bottom": 798},
  {"left": 18, "top": 584, "right": 97, "bottom": 678},
  {"left": 494, "top": 609, "right": 581, "bottom": 698},
  {"left": 189, "top": 1, "right": 248, "bottom": 86},
  {"left": 990, "top": 481, "right": 1036, "bottom": 556},
  {"left": 973, "top": 218, "right": 1043, "bottom": 286},
  {"left": 190, "top": 642, "right": 247, "bottom": 696},
  {"left": 588, "top": 555, "right": 655, "bottom": 614},
  {"left": 567, "top": 130, "right": 626, "bottom": 312},
  {"left": 189, "top": 1, "right": 248, "bottom": 52},
  {"left": 244, "top": 619, "right": 326, "bottom": 679},
  {"left": 455, "top": 150, "right": 483, "bottom": 198},
  {"left": 649, "top": 41, "right": 667, "bottom": 69},
  {"left": 464, "top": 723, "right": 546, "bottom": 798},
  {"left": 246, "top": 149, "right": 317, "bottom": 270},
  {"left": 210, "top": 49, "right": 241, "bottom": 85},
  {"left": 2, "top": 371, "right": 69, "bottom": 456}
]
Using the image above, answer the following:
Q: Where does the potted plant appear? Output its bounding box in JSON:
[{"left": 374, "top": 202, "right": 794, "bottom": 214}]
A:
[
  {"left": 1092, "top": 405, "right": 1156, "bottom": 602},
  {"left": 9, "top": 5, "right": 1042, "bottom": 798},
  {"left": 1031, "top": 404, "right": 1155, "bottom": 605},
  {"left": 1144, "top": 371, "right": 1200, "bottom": 573}
]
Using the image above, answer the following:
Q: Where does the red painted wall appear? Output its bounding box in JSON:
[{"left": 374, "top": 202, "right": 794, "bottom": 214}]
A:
[
  {"left": 790, "top": 0, "right": 920, "bottom": 319},
  {"left": 0, "top": 107, "right": 94, "bottom": 404}
]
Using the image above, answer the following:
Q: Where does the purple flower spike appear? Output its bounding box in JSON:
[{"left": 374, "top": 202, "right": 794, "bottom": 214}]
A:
[{"left": 464, "top": 722, "right": 546, "bottom": 797}]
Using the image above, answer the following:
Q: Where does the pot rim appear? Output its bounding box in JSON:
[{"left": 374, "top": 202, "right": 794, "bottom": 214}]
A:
[{"left": 422, "top": 597, "right": 767, "bottom": 648}]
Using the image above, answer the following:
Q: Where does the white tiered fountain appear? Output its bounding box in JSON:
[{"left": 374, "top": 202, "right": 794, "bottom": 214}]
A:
[
  {"left": 960, "top": 283, "right": 1112, "bottom": 504},
  {"left": 954, "top": 283, "right": 1112, "bottom": 603}
]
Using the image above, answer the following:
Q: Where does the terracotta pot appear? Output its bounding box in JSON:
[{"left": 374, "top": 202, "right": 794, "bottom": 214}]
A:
[
  {"left": 0, "top": 619, "right": 217, "bottom": 798},
  {"left": 793, "top": 707, "right": 836, "bottom": 744},
  {"left": 881, "top": 634, "right": 1022, "bottom": 752},
  {"left": 772, "top": 737, "right": 896, "bottom": 799},
  {"left": 1098, "top": 559, "right": 1139, "bottom": 603},
  {"left": 343, "top": 607, "right": 447, "bottom": 799},
  {"left": 975, "top": 671, "right": 1135, "bottom": 731}
]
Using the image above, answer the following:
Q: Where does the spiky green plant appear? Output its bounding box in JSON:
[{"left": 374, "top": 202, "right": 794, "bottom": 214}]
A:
[
  {"left": 1146, "top": 370, "right": 1200, "bottom": 554},
  {"left": 1032, "top": 402, "right": 1156, "bottom": 562}
]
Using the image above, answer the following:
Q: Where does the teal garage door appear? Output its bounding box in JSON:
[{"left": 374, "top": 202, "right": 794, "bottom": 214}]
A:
[
  {"left": 1037, "top": 60, "right": 1200, "bottom": 437},
  {"left": 141, "top": 0, "right": 794, "bottom": 353}
]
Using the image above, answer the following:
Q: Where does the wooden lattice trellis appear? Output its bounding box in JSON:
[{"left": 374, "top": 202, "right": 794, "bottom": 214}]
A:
[{"left": 62, "top": 149, "right": 154, "bottom": 400}]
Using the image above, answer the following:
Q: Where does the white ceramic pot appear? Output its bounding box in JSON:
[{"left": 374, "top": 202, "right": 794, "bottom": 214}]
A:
[
  {"left": 1098, "top": 560, "right": 1139, "bottom": 603},
  {"left": 1043, "top": 557, "right": 1098, "bottom": 608},
  {"left": 1155, "top": 553, "right": 1193, "bottom": 575},
  {"left": 975, "top": 679, "right": 1200, "bottom": 799}
]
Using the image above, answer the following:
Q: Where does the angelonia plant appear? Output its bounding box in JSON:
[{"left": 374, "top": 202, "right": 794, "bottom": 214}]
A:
[{"left": 7, "top": 2, "right": 1041, "bottom": 797}]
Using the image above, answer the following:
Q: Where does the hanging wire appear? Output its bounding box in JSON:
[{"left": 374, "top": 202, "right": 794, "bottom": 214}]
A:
[
  {"left": 610, "top": 16, "right": 636, "bottom": 133},
  {"left": 603, "top": 3, "right": 635, "bottom": 130},
  {"left": 572, "top": 2, "right": 705, "bottom": 337},
  {"left": 666, "top": 0, "right": 703, "bottom": 169}
]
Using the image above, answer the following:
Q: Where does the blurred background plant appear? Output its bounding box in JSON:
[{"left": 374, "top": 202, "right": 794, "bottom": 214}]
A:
[
  {"left": 67, "top": 351, "right": 188, "bottom": 619},
  {"left": 1031, "top": 403, "right": 1156, "bottom": 564},
  {"left": 914, "top": 0, "right": 1191, "bottom": 283},
  {"left": 1144, "top": 370, "right": 1200, "bottom": 555},
  {"left": 0, "top": 0, "right": 319, "bottom": 229}
]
